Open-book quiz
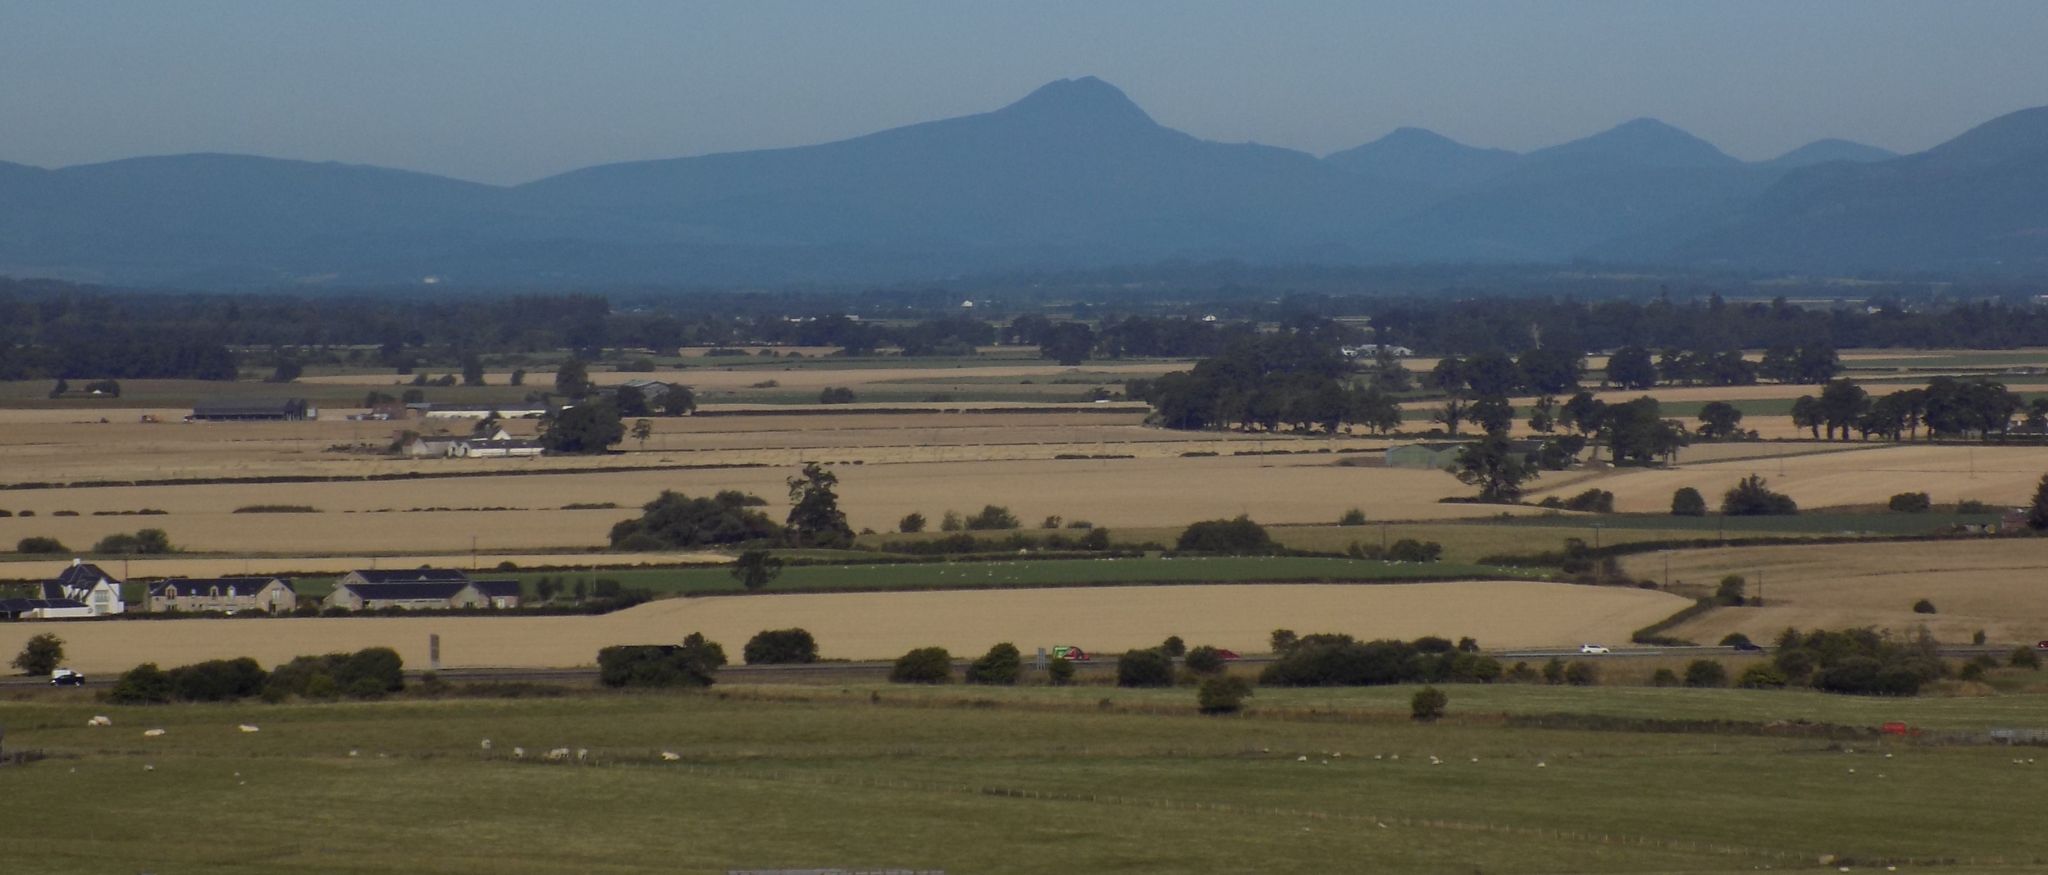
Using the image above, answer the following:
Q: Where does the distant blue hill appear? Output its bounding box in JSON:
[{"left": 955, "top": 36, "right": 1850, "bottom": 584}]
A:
[{"left": 0, "top": 78, "right": 2044, "bottom": 284}]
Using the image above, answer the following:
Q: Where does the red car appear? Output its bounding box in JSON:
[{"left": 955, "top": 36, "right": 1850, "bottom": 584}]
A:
[{"left": 1051, "top": 645, "right": 1092, "bottom": 662}]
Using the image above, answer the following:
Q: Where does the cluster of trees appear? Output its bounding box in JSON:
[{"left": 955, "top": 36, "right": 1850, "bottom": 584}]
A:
[
  {"left": 1361, "top": 292, "right": 2048, "bottom": 355},
  {"left": 597, "top": 633, "right": 727, "bottom": 688},
  {"left": 1601, "top": 343, "right": 1838, "bottom": 389},
  {"left": 1742, "top": 628, "right": 1950, "bottom": 696},
  {"left": 607, "top": 463, "right": 854, "bottom": 555},
  {"left": 1258, "top": 633, "right": 1503, "bottom": 687},
  {"left": 1128, "top": 330, "right": 1403, "bottom": 433},
  {"left": 883, "top": 642, "right": 1027, "bottom": 685},
  {"left": 109, "top": 647, "right": 404, "bottom": 704},
  {"left": 1789, "top": 377, "right": 2028, "bottom": 441}
]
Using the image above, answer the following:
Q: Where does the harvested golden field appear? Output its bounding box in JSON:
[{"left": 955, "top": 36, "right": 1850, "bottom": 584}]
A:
[
  {"left": 0, "top": 581, "right": 1688, "bottom": 672},
  {"left": 0, "top": 453, "right": 1510, "bottom": 554},
  {"left": 1524, "top": 443, "right": 2048, "bottom": 512},
  {"left": 0, "top": 406, "right": 1370, "bottom": 485},
  {"left": 299, "top": 361, "right": 1190, "bottom": 391},
  {"left": 1622, "top": 538, "right": 2048, "bottom": 645}
]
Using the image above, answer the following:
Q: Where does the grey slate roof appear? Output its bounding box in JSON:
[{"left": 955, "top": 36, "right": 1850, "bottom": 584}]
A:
[
  {"left": 337, "top": 581, "right": 470, "bottom": 601},
  {"left": 468, "top": 580, "right": 522, "bottom": 599},
  {"left": 148, "top": 577, "right": 293, "bottom": 598},
  {"left": 348, "top": 569, "right": 470, "bottom": 584}
]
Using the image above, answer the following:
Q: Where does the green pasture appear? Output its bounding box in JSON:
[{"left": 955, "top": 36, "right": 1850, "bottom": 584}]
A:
[{"left": 6, "top": 686, "right": 2047, "bottom": 873}]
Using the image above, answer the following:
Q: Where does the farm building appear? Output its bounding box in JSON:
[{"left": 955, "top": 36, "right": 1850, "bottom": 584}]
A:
[
  {"left": 36, "top": 560, "right": 125, "bottom": 617},
  {"left": 455, "top": 438, "right": 543, "bottom": 458},
  {"left": 0, "top": 598, "right": 95, "bottom": 620},
  {"left": 338, "top": 568, "right": 472, "bottom": 588},
  {"left": 324, "top": 569, "right": 522, "bottom": 612},
  {"left": 1384, "top": 442, "right": 1467, "bottom": 470},
  {"left": 146, "top": 576, "right": 296, "bottom": 614},
  {"left": 190, "top": 398, "right": 315, "bottom": 421},
  {"left": 403, "top": 435, "right": 462, "bottom": 458},
  {"left": 417, "top": 403, "right": 552, "bottom": 420}
]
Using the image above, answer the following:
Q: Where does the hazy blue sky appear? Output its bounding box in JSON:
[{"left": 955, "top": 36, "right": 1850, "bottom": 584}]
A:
[{"left": 4, "top": 1, "right": 2047, "bottom": 184}]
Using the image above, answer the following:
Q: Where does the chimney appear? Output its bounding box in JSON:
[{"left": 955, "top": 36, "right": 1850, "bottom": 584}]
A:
[{"left": 72, "top": 557, "right": 81, "bottom": 567}]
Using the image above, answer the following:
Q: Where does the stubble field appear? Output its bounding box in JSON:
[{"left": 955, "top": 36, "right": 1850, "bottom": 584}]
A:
[{"left": 0, "top": 581, "right": 1685, "bottom": 672}]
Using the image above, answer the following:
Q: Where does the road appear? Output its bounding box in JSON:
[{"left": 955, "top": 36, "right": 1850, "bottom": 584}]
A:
[{"left": 4, "top": 645, "right": 2032, "bottom": 688}]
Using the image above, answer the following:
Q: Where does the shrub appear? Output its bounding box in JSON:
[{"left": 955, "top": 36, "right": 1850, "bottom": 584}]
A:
[
  {"left": 817, "top": 386, "right": 857, "bottom": 404},
  {"left": 1719, "top": 632, "right": 1753, "bottom": 648},
  {"left": 964, "top": 505, "right": 1020, "bottom": 530},
  {"left": 964, "top": 642, "right": 1021, "bottom": 685},
  {"left": 93, "top": 528, "right": 174, "bottom": 555},
  {"left": 1410, "top": 686, "right": 1448, "bottom": 721},
  {"left": 1160, "top": 636, "right": 1187, "bottom": 658},
  {"left": 890, "top": 647, "right": 953, "bottom": 684},
  {"left": 1182, "top": 646, "right": 1228, "bottom": 676},
  {"left": 1039, "top": 515, "right": 1062, "bottom": 529},
  {"left": 1269, "top": 629, "right": 1299, "bottom": 654},
  {"left": 681, "top": 632, "right": 727, "bottom": 670},
  {"left": 1911, "top": 599, "right": 1936, "bottom": 614},
  {"left": 2011, "top": 647, "right": 2043, "bottom": 670},
  {"left": 896, "top": 511, "right": 926, "bottom": 533},
  {"left": 1175, "top": 515, "right": 1273, "bottom": 554},
  {"left": 1722, "top": 474, "right": 1798, "bottom": 516},
  {"left": 1682, "top": 660, "right": 1728, "bottom": 688},
  {"left": 1649, "top": 668, "right": 1679, "bottom": 687},
  {"left": 1197, "top": 676, "right": 1253, "bottom": 714},
  {"left": 1887, "top": 492, "right": 1932, "bottom": 513},
  {"left": 1736, "top": 663, "right": 1789, "bottom": 689},
  {"left": 233, "top": 504, "right": 320, "bottom": 514},
  {"left": 168, "top": 657, "right": 269, "bottom": 702},
  {"left": 1956, "top": 499, "right": 1991, "bottom": 514},
  {"left": 1562, "top": 488, "right": 1615, "bottom": 513},
  {"left": 1714, "top": 575, "right": 1747, "bottom": 607},
  {"left": 17, "top": 536, "right": 68, "bottom": 554},
  {"left": 1541, "top": 657, "right": 1566, "bottom": 685},
  {"left": 1563, "top": 661, "right": 1599, "bottom": 686},
  {"left": 1116, "top": 649, "right": 1175, "bottom": 688},
  {"left": 1337, "top": 508, "right": 1367, "bottom": 526},
  {"left": 263, "top": 648, "right": 404, "bottom": 700},
  {"left": 743, "top": 628, "right": 819, "bottom": 665},
  {"left": 939, "top": 510, "right": 963, "bottom": 532},
  {"left": 1046, "top": 655, "right": 1076, "bottom": 686},
  {"left": 108, "top": 663, "right": 174, "bottom": 704},
  {"left": 1384, "top": 538, "right": 1443, "bottom": 563}
]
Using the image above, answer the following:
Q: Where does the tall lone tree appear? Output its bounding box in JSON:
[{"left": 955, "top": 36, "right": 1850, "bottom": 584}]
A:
[
  {"left": 2028, "top": 473, "right": 2048, "bottom": 532},
  {"left": 1451, "top": 433, "right": 1538, "bottom": 503},
  {"left": 730, "top": 549, "right": 784, "bottom": 591},
  {"left": 12, "top": 633, "right": 64, "bottom": 676},
  {"left": 786, "top": 462, "right": 854, "bottom": 547}
]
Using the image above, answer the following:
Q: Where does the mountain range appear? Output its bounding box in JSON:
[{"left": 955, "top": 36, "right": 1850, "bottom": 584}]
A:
[{"left": 0, "top": 76, "right": 2040, "bottom": 286}]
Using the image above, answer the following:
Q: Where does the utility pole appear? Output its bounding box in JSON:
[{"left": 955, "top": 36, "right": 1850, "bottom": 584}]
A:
[{"left": 1756, "top": 569, "right": 1764, "bottom": 607}]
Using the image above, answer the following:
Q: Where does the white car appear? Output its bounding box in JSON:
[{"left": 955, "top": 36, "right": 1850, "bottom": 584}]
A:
[{"left": 1578, "top": 644, "right": 1611, "bottom": 655}]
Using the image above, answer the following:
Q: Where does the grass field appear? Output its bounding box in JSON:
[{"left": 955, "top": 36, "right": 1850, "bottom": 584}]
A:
[
  {"left": 5, "top": 686, "right": 2048, "bottom": 873},
  {"left": 253, "top": 555, "right": 1535, "bottom": 600}
]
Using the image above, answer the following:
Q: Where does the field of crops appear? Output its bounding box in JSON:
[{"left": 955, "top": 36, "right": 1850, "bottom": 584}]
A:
[{"left": 0, "top": 580, "right": 1683, "bottom": 672}]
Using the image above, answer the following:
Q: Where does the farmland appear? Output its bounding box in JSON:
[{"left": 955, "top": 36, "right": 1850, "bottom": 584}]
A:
[{"left": 0, "top": 580, "right": 1680, "bottom": 672}]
